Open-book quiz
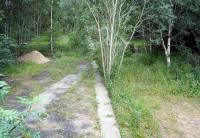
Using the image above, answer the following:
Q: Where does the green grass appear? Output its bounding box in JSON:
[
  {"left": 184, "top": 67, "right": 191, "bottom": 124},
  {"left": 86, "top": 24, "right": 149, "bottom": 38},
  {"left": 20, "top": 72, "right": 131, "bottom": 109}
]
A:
[
  {"left": 2, "top": 62, "right": 46, "bottom": 77},
  {"left": 130, "top": 39, "right": 146, "bottom": 47},
  {"left": 47, "top": 55, "right": 84, "bottom": 81},
  {"left": 19, "top": 35, "right": 50, "bottom": 56},
  {"left": 2, "top": 32, "right": 91, "bottom": 79},
  {"left": 20, "top": 35, "right": 71, "bottom": 56},
  {"left": 55, "top": 35, "right": 69, "bottom": 47},
  {"left": 29, "top": 35, "right": 49, "bottom": 46},
  {"left": 2, "top": 54, "right": 85, "bottom": 77},
  {"left": 1, "top": 33, "right": 90, "bottom": 95},
  {"left": 107, "top": 53, "right": 200, "bottom": 138}
]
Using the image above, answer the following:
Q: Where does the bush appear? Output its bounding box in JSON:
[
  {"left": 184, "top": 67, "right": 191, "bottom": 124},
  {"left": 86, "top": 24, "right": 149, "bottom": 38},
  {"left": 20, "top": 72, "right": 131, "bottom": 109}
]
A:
[
  {"left": 0, "top": 81, "right": 10, "bottom": 101},
  {"left": 169, "top": 61, "right": 200, "bottom": 97},
  {"left": 0, "top": 96, "right": 45, "bottom": 138},
  {"left": 17, "top": 35, "right": 50, "bottom": 56},
  {"left": 0, "top": 81, "right": 46, "bottom": 137},
  {"left": 137, "top": 54, "right": 158, "bottom": 66},
  {"left": 55, "top": 32, "right": 89, "bottom": 54},
  {"left": 0, "top": 34, "right": 17, "bottom": 69}
]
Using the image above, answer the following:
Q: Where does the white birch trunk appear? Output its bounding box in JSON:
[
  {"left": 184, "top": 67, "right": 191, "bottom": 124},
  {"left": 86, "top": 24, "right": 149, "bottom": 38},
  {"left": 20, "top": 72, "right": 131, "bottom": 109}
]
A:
[{"left": 87, "top": 0, "right": 147, "bottom": 79}]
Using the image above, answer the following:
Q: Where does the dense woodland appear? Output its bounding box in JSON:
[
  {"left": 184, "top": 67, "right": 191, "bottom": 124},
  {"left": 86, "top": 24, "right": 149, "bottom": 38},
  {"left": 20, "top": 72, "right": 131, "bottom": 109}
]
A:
[
  {"left": 0, "top": 0, "right": 200, "bottom": 137},
  {"left": 0, "top": 0, "right": 200, "bottom": 70}
]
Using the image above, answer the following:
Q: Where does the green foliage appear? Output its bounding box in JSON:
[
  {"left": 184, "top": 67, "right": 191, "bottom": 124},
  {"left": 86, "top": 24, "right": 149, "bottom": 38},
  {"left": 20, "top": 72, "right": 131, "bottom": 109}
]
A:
[
  {"left": 0, "top": 81, "right": 45, "bottom": 137},
  {"left": 2, "top": 62, "right": 46, "bottom": 77},
  {"left": 137, "top": 54, "right": 157, "bottom": 66},
  {"left": 2, "top": 52, "right": 85, "bottom": 82},
  {"left": 0, "top": 96, "right": 45, "bottom": 138},
  {"left": 18, "top": 35, "right": 50, "bottom": 56},
  {"left": 0, "top": 81, "right": 10, "bottom": 101},
  {"left": 107, "top": 53, "right": 200, "bottom": 137},
  {"left": 55, "top": 35, "right": 69, "bottom": 47},
  {"left": 0, "top": 35, "right": 17, "bottom": 69},
  {"left": 169, "top": 61, "right": 200, "bottom": 97},
  {"left": 107, "top": 76, "right": 160, "bottom": 137},
  {"left": 15, "top": 32, "right": 89, "bottom": 57},
  {"left": 18, "top": 96, "right": 45, "bottom": 107},
  {"left": 59, "top": 0, "right": 89, "bottom": 31},
  {"left": 55, "top": 32, "right": 89, "bottom": 55},
  {"left": 130, "top": 39, "right": 146, "bottom": 47},
  {"left": 0, "top": 10, "right": 4, "bottom": 22}
]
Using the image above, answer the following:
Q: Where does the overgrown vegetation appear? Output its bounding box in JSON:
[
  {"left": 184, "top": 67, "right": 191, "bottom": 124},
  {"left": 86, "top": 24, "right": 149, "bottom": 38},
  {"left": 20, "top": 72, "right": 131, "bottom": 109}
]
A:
[
  {"left": 0, "top": 80, "right": 10, "bottom": 101},
  {"left": 0, "top": 0, "right": 200, "bottom": 137},
  {"left": 0, "top": 80, "right": 46, "bottom": 138},
  {"left": 0, "top": 35, "right": 17, "bottom": 68},
  {"left": 107, "top": 53, "right": 200, "bottom": 137}
]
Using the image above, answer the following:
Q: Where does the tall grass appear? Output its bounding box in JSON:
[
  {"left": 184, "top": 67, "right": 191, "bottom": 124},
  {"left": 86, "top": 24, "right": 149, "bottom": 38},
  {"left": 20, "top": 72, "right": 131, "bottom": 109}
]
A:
[
  {"left": 107, "top": 53, "right": 200, "bottom": 137},
  {"left": 2, "top": 62, "right": 46, "bottom": 77}
]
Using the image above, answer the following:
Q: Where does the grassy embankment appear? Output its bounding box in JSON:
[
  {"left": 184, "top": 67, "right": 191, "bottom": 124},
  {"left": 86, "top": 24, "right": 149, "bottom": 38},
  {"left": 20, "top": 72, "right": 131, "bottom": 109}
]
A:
[{"left": 106, "top": 40, "right": 200, "bottom": 137}]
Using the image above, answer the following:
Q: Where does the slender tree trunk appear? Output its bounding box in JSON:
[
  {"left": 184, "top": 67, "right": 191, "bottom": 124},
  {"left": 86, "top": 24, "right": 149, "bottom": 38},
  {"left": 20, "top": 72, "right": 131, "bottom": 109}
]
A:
[
  {"left": 50, "top": 0, "right": 54, "bottom": 56},
  {"left": 18, "top": 24, "right": 21, "bottom": 44},
  {"left": 87, "top": 0, "right": 147, "bottom": 79},
  {"left": 161, "top": 23, "right": 172, "bottom": 67},
  {"left": 166, "top": 26, "right": 171, "bottom": 67},
  {"left": 39, "top": 13, "right": 42, "bottom": 34},
  {"left": 37, "top": 10, "right": 40, "bottom": 36}
]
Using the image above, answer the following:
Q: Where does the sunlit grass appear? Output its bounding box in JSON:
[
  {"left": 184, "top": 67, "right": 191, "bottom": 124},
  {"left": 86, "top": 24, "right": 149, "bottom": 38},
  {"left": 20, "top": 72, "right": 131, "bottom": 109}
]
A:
[
  {"left": 55, "top": 35, "right": 69, "bottom": 46},
  {"left": 2, "top": 62, "right": 46, "bottom": 77},
  {"left": 130, "top": 39, "right": 146, "bottom": 47},
  {"left": 29, "top": 35, "right": 49, "bottom": 46}
]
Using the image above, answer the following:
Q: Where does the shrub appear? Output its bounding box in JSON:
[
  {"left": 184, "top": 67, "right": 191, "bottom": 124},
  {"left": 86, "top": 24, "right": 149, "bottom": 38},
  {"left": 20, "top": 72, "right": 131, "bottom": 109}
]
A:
[
  {"left": 169, "top": 61, "right": 200, "bottom": 97},
  {"left": 0, "top": 81, "right": 46, "bottom": 137},
  {"left": 55, "top": 32, "right": 89, "bottom": 54},
  {"left": 0, "top": 96, "right": 45, "bottom": 138},
  {"left": 17, "top": 35, "right": 50, "bottom": 56},
  {"left": 0, "top": 34, "right": 17, "bottom": 69},
  {"left": 137, "top": 54, "right": 157, "bottom": 66},
  {"left": 0, "top": 81, "right": 10, "bottom": 101}
]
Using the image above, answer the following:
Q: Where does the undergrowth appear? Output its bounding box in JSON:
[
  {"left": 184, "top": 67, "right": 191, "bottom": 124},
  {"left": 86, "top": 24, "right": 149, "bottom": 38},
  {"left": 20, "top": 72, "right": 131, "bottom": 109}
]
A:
[
  {"left": 0, "top": 81, "right": 46, "bottom": 138},
  {"left": 107, "top": 53, "right": 200, "bottom": 138}
]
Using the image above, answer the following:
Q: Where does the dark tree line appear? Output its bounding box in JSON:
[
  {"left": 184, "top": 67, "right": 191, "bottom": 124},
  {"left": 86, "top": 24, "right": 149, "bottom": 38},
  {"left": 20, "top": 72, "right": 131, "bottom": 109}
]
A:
[
  {"left": 0, "top": 0, "right": 51, "bottom": 44},
  {"left": 145, "top": 0, "right": 200, "bottom": 65},
  {"left": 0, "top": 0, "right": 87, "bottom": 44},
  {"left": 118, "top": 0, "right": 200, "bottom": 67}
]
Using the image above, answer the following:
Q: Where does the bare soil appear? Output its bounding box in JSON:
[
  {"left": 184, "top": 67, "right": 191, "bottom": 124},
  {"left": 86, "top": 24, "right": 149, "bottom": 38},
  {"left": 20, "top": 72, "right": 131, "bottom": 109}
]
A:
[
  {"left": 17, "top": 50, "right": 50, "bottom": 64},
  {"left": 154, "top": 97, "right": 200, "bottom": 138}
]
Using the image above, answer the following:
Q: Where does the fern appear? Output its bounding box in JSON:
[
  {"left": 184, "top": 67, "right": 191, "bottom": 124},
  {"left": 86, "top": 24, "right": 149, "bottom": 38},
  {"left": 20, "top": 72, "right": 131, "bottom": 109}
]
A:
[
  {"left": 0, "top": 96, "right": 46, "bottom": 137},
  {"left": 0, "top": 81, "right": 10, "bottom": 101},
  {"left": 0, "top": 81, "right": 46, "bottom": 138}
]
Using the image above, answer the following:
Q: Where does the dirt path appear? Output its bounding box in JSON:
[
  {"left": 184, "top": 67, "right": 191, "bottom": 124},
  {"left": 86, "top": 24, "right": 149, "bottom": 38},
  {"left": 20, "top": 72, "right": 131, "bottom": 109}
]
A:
[
  {"left": 3, "top": 62, "right": 101, "bottom": 138},
  {"left": 29, "top": 63, "right": 101, "bottom": 138},
  {"left": 154, "top": 97, "right": 200, "bottom": 138}
]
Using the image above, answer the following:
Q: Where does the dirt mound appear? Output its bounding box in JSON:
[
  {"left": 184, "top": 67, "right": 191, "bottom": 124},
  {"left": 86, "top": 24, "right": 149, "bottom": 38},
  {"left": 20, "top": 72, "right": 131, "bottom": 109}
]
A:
[{"left": 18, "top": 51, "right": 50, "bottom": 64}]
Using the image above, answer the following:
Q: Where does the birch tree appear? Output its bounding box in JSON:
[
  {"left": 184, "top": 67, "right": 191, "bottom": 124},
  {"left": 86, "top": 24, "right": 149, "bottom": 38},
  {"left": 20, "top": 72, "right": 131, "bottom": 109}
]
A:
[
  {"left": 160, "top": 0, "right": 175, "bottom": 67},
  {"left": 86, "top": 0, "right": 148, "bottom": 79},
  {"left": 148, "top": 0, "right": 176, "bottom": 67}
]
